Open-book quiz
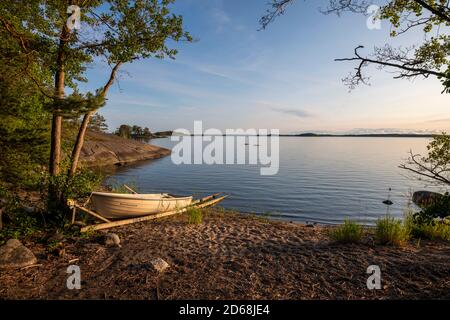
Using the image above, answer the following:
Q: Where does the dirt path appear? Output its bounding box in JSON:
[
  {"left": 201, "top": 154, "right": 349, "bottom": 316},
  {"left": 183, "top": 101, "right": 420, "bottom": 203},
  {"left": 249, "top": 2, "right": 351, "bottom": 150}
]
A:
[{"left": 1, "top": 211, "right": 449, "bottom": 299}]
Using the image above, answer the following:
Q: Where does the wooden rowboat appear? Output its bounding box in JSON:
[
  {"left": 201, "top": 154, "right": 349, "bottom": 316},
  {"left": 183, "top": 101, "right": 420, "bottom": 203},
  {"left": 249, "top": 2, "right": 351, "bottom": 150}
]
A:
[
  {"left": 91, "top": 192, "right": 193, "bottom": 219},
  {"left": 68, "top": 191, "right": 228, "bottom": 232}
]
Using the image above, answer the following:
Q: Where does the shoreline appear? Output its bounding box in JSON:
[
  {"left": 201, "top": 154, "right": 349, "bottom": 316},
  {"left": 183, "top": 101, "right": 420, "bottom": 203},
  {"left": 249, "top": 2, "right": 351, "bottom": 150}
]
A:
[{"left": 1, "top": 209, "right": 449, "bottom": 299}]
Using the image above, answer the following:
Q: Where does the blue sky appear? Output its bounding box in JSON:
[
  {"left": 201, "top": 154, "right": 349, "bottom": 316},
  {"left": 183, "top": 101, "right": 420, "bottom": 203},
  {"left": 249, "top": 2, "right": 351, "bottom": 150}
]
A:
[{"left": 81, "top": 0, "right": 449, "bottom": 134}]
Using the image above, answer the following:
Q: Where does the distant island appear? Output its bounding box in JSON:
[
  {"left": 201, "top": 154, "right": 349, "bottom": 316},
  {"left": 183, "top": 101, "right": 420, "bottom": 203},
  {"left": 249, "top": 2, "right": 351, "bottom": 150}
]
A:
[
  {"left": 184, "top": 133, "right": 435, "bottom": 137},
  {"left": 283, "top": 133, "right": 436, "bottom": 138}
]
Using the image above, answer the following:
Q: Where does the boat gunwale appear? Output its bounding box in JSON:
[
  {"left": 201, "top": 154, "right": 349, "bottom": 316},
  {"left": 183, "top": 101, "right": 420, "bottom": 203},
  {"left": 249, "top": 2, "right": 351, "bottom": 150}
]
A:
[{"left": 91, "top": 192, "right": 193, "bottom": 201}]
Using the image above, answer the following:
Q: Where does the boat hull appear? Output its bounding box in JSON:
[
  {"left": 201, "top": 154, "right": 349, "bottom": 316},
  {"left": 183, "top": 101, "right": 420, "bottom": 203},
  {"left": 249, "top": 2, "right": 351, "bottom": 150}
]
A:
[{"left": 91, "top": 192, "right": 193, "bottom": 219}]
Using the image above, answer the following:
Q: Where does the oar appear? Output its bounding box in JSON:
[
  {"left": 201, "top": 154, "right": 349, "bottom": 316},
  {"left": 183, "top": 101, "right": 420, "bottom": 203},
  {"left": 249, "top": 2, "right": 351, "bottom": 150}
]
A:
[{"left": 123, "top": 184, "right": 138, "bottom": 194}]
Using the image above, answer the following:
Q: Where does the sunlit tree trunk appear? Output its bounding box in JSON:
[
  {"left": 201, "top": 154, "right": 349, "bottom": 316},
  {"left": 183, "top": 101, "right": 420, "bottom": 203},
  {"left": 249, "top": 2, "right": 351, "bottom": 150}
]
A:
[{"left": 68, "top": 62, "right": 122, "bottom": 177}]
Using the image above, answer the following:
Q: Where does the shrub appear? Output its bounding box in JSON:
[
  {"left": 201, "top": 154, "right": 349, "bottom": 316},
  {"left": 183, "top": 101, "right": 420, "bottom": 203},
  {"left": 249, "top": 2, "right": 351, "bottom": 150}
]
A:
[
  {"left": 405, "top": 209, "right": 450, "bottom": 241},
  {"left": 0, "top": 195, "right": 43, "bottom": 245},
  {"left": 330, "top": 219, "right": 364, "bottom": 244},
  {"left": 187, "top": 207, "right": 202, "bottom": 224},
  {"left": 405, "top": 212, "right": 450, "bottom": 241},
  {"left": 375, "top": 215, "right": 409, "bottom": 246},
  {"left": 414, "top": 193, "right": 450, "bottom": 224}
]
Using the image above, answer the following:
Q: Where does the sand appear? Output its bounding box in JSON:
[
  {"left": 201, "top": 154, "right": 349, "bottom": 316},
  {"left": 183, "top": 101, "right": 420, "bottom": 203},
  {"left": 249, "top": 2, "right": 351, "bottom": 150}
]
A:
[{"left": 0, "top": 210, "right": 449, "bottom": 299}]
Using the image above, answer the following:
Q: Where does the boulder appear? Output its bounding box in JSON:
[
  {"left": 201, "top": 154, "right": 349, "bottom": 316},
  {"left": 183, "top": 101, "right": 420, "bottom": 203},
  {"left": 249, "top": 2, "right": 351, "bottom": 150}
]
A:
[
  {"left": 412, "top": 191, "right": 444, "bottom": 208},
  {"left": 0, "top": 239, "right": 37, "bottom": 269},
  {"left": 150, "top": 258, "right": 170, "bottom": 273}
]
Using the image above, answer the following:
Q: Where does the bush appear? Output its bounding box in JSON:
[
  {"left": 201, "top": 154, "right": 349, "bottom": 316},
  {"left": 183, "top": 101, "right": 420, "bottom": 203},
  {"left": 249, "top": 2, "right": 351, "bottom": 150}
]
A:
[
  {"left": 405, "top": 211, "right": 450, "bottom": 241},
  {"left": 38, "top": 168, "right": 103, "bottom": 224},
  {"left": 187, "top": 207, "right": 203, "bottom": 224},
  {"left": 330, "top": 219, "right": 364, "bottom": 243},
  {"left": 414, "top": 193, "right": 450, "bottom": 224},
  {"left": 41, "top": 168, "right": 103, "bottom": 201},
  {"left": 413, "top": 222, "right": 450, "bottom": 241},
  {"left": 412, "top": 193, "right": 450, "bottom": 227},
  {"left": 0, "top": 192, "right": 43, "bottom": 245},
  {"left": 375, "top": 215, "right": 409, "bottom": 246}
]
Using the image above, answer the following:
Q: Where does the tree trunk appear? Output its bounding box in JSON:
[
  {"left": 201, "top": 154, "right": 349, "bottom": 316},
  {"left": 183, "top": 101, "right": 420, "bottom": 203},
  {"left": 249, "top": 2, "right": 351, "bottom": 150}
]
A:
[
  {"left": 49, "top": 22, "right": 68, "bottom": 176},
  {"left": 68, "top": 62, "right": 122, "bottom": 177},
  {"left": 49, "top": 113, "right": 63, "bottom": 176},
  {"left": 68, "top": 110, "right": 94, "bottom": 177},
  {"left": 48, "top": 19, "right": 70, "bottom": 210}
]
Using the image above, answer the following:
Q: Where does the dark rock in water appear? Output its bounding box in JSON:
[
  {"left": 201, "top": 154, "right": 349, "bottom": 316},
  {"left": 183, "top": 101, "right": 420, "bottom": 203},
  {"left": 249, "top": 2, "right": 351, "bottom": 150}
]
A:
[
  {"left": 412, "top": 191, "right": 444, "bottom": 208},
  {"left": 0, "top": 239, "right": 37, "bottom": 269},
  {"left": 383, "top": 200, "right": 393, "bottom": 205}
]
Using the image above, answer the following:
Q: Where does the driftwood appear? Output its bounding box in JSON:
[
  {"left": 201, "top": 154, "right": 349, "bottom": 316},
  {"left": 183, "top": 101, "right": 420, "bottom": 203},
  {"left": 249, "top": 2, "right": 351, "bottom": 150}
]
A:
[{"left": 68, "top": 193, "right": 228, "bottom": 233}]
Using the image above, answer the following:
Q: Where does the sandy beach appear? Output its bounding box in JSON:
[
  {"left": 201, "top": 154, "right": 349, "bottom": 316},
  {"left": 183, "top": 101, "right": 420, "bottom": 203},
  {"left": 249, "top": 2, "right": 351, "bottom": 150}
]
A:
[{"left": 1, "top": 210, "right": 449, "bottom": 300}]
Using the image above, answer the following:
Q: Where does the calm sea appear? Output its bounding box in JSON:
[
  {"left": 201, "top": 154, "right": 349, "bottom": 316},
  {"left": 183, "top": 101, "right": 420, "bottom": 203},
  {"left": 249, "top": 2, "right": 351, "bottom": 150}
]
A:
[{"left": 105, "top": 137, "right": 446, "bottom": 225}]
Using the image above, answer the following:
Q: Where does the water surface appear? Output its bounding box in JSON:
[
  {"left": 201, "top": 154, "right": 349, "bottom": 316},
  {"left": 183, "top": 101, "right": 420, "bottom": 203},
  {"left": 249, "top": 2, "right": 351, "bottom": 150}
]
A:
[{"left": 106, "top": 137, "right": 446, "bottom": 225}]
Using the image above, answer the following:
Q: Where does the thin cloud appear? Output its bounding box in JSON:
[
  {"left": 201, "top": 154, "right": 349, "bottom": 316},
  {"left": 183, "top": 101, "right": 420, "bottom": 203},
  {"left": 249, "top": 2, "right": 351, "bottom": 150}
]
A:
[
  {"left": 272, "top": 108, "right": 313, "bottom": 118},
  {"left": 211, "top": 7, "right": 230, "bottom": 33},
  {"left": 423, "top": 118, "right": 450, "bottom": 123}
]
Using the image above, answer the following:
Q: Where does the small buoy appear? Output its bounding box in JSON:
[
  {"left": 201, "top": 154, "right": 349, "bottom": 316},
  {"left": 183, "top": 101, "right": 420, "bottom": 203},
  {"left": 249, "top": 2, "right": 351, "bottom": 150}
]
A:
[{"left": 383, "top": 200, "right": 393, "bottom": 205}]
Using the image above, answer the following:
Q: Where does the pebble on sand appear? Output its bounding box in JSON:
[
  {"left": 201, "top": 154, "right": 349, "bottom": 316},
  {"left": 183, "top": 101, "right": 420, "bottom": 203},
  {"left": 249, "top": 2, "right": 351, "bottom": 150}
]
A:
[
  {"left": 150, "top": 258, "right": 170, "bottom": 273},
  {"left": 104, "top": 233, "right": 121, "bottom": 247}
]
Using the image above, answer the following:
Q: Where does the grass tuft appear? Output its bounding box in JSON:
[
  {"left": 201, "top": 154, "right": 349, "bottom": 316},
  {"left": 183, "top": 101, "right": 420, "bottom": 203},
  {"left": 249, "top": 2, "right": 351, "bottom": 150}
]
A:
[
  {"left": 375, "top": 215, "right": 409, "bottom": 246},
  {"left": 187, "top": 207, "right": 203, "bottom": 224},
  {"left": 330, "top": 219, "right": 364, "bottom": 244}
]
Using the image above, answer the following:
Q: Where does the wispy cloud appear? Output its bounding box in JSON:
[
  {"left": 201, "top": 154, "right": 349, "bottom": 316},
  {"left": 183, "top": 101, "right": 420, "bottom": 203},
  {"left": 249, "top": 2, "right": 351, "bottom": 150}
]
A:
[
  {"left": 211, "top": 7, "right": 230, "bottom": 33},
  {"left": 422, "top": 118, "right": 450, "bottom": 124},
  {"left": 272, "top": 108, "right": 313, "bottom": 118}
]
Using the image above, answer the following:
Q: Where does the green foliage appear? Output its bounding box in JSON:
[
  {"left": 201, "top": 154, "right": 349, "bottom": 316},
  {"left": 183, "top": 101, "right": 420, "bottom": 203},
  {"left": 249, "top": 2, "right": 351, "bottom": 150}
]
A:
[
  {"left": 115, "top": 124, "right": 152, "bottom": 138},
  {"left": 427, "top": 134, "right": 450, "bottom": 167},
  {"left": 116, "top": 124, "right": 132, "bottom": 139},
  {"left": 415, "top": 193, "right": 450, "bottom": 224},
  {"left": 0, "top": 31, "right": 51, "bottom": 188},
  {"left": 43, "top": 169, "right": 103, "bottom": 202},
  {"left": 330, "top": 219, "right": 364, "bottom": 244},
  {"left": 0, "top": 192, "right": 43, "bottom": 245},
  {"left": 1, "top": 0, "right": 192, "bottom": 113},
  {"left": 1, "top": 0, "right": 192, "bottom": 208},
  {"left": 261, "top": 1, "right": 450, "bottom": 92},
  {"left": 187, "top": 207, "right": 203, "bottom": 224},
  {"left": 88, "top": 113, "right": 109, "bottom": 132},
  {"left": 405, "top": 210, "right": 450, "bottom": 241},
  {"left": 410, "top": 221, "right": 450, "bottom": 241},
  {"left": 375, "top": 215, "right": 409, "bottom": 246},
  {"left": 401, "top": 133, "right": 450, "bottom": 186}
]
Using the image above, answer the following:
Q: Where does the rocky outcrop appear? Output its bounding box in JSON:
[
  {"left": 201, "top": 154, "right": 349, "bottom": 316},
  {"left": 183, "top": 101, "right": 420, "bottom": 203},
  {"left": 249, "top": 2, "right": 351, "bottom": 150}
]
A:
[
  {"left": 0, "top": 239, "right": 37, "bottom": 269},
  {"left": 81, "top": 131, "right": 171, "bottom": 167}
]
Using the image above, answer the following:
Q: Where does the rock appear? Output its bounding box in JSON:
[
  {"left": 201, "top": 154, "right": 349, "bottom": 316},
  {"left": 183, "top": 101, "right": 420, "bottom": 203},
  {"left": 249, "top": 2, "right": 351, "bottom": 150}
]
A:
[
  {"left": 413, "top": 191, "right": 444, "bottom": 208},
  {"left": 0, "top": 239, "right": 38, "bottom": 269},
  {"left": 104, "top": 233, "right": 121, "bottom": 247},
  {"left": 150, "top": 258, "right": 170, "bottom": 273},
  {"left": 81, "top": 131, "right": 171, "bottom": 167}
]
